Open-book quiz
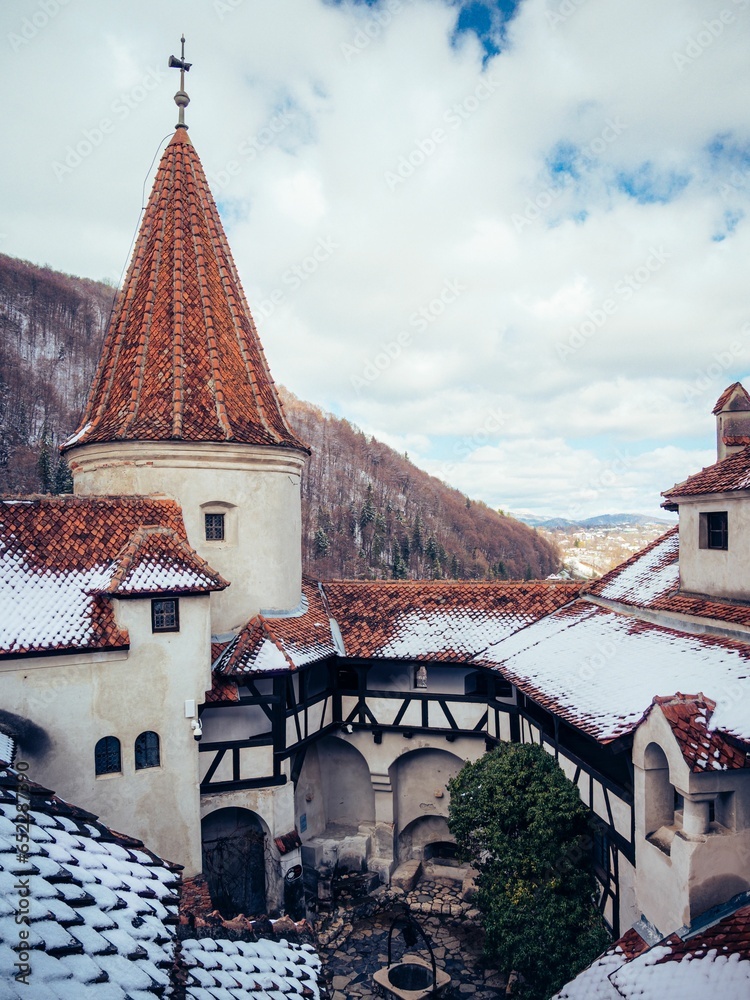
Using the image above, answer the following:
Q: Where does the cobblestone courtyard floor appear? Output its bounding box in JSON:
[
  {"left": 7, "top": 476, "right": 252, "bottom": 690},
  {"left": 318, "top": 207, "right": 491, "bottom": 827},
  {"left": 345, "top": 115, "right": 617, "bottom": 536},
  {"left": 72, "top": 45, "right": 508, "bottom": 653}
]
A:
[{"left": 319, "top": 864, "right": 506, "bottom": 999}]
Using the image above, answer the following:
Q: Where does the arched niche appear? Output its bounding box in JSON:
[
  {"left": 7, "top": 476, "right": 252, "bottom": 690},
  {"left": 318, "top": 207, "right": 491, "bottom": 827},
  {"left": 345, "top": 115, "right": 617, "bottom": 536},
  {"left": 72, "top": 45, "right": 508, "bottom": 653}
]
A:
[
  {"left": 295, "top": 736, "right": 375, "bottom": 840},
  {"left": 398, "top": 815, "right": 456, "bottom": 864},
  {"left": 643, "top": 742, "right": 677, "bottom": 839},
  {"left": 201, "top": 807, "right": 270, "bottom": 918},
  {"left": 388, "top": 747, "right": 465, "bottom": 844}
]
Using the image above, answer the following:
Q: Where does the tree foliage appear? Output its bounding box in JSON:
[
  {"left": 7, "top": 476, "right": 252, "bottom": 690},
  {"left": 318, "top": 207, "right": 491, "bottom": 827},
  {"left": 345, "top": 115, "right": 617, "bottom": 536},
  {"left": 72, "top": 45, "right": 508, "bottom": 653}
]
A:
[{"left": 447, "top": 743, "right": 609, "bottom": 1000}]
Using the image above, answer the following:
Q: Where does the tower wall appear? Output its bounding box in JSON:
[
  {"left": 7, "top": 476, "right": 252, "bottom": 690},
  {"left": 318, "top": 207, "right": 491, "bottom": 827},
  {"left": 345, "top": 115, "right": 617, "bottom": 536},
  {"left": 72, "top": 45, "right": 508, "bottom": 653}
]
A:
[{"left": 67, "top": 440, "right": 306, "bottom": 632}]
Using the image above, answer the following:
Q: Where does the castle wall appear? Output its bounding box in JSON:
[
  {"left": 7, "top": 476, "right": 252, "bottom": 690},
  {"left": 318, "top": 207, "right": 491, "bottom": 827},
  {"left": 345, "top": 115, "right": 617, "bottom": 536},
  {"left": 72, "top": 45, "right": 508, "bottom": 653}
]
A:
[
  {"left": 67, "top": 440, "right": 306, "bottom": 632},
  {"left": 1, "top": 593, "right": 213, "bottom": 876}
]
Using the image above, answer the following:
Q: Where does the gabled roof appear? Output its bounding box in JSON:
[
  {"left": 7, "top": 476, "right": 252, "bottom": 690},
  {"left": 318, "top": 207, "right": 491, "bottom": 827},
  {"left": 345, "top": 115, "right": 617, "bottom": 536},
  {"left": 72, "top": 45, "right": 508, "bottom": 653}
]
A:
[
  {"left": 662, "top": 445, "right": 750, "bottom": 502},
  {"left": 0, "top": 496, "right": 225, "bottom": 658},
  {"left": 713, "top": 382, "right": 750, "bottom": 414},
  {"left": 214, "top": 582, "right": 338, "bottom": 676},
  {"left": 555, "top": 897, "right": 750, "bottom": 999},
  {"left": 321, "top": 580, "right": 580, "bottom": 661},
  {"left": 647, "top": 694, "right": 750, "bottom": 772},
  {"left": 64, "top": 128, "right": 307, "bottom": 454}
]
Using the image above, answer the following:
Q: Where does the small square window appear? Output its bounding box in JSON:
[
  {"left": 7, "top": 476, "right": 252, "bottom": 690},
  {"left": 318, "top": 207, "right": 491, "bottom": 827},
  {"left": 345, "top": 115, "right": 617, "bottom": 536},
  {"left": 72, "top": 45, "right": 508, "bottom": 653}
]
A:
[
  {"left": 152, "top": 598, "right": 179, "bottom": 632},
  {"left": 205, "top": 513, "right": 225, "bottom": 541},
  {"left": 700, "top": 511, "right": 728, "bottom": 550}
]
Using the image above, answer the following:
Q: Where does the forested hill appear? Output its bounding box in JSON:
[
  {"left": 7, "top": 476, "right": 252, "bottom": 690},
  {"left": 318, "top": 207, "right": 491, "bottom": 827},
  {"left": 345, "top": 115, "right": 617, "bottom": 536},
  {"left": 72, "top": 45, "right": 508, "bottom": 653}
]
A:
[
  {"left": 284, "top": 390, "right": 559, "bottom": 580},
  {"left": 0, "top": 253, "right": 560, "bottom": 580},
  {"left": 0, "top": 253, "right": 116, "bottom": 492}
]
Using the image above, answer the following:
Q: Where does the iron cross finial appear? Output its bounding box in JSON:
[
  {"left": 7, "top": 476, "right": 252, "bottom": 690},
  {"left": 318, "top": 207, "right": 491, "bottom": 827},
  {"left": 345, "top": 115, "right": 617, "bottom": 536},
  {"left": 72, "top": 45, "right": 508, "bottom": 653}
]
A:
[{"left": 168, "top": 34, "right": 192, "bottom": 129}]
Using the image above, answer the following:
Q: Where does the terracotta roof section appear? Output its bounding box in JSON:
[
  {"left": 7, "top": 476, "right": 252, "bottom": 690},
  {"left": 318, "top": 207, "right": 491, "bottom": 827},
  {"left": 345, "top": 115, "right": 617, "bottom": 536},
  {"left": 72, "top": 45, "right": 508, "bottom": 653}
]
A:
[
  {"left": 214, "top": 582, "right": 338, "bottom": 676},
  {"left": 587, "top": 526, "right": 750, "bottom": 630},
  {"left": 0, "top": 495, "right": 225, "bottom": 658},
  {"left": 662, "top": 445, "right": 750, "bottom": 501},
  {"left": 64, "top": 128, "right": 308, "bottom": 454},
  {"left": 179, "top": 935, "right": 323, "bottom": 998},
  {"left": 713, "top": 382, "right": 750, "bottom": 414},
  {"left": 322, "top": 580, "right": 581, "bottom": 661},
  {"left": 97, "top": 526, "right": 228, "bottom": 596},
  {"left": 481, "top": 600, "right": 750, "bottom": 744},
  {"left": 204, "top": 674, "right": 240, "bottom": 704},
  {"left": 649, "top": 694, "right": 750, "bottom": 772}
]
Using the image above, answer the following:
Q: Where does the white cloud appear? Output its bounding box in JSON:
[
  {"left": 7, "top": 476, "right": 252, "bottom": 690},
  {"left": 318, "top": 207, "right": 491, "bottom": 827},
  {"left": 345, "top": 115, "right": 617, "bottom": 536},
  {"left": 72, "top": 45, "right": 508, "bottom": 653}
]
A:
[{"left": 2, "top": 0, "right": 749, "bottom": 517}]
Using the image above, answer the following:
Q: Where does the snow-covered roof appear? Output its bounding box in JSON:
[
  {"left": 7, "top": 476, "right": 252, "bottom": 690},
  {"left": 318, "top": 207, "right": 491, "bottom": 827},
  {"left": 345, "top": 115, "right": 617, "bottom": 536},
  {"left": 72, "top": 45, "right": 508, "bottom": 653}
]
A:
[
  {"left": 214, "top": 582, "right": 338, "bottom": 676},
  {"left": 0, "top": 496, "right": 227, "bottom": 658},
  {"left": 588, "top": 528, "right": 679, "bottom": 605},
  {"left": 0, "top": 763, "right": 181, "bottom": 999},
  {"left": 180, "top": 936, "right": 323, "bottom": 998},
  {"left": 0, "top": 764, "right": 325, "bottom": 999},
  {"left": 556, "top": 899, "right": 750, "bottom": 999},
  {"left": 322, "top": 580, "right": 580, "bottom": 661},
  {"left": 480, "top": 601, "right": 750, "bottom": 745}
]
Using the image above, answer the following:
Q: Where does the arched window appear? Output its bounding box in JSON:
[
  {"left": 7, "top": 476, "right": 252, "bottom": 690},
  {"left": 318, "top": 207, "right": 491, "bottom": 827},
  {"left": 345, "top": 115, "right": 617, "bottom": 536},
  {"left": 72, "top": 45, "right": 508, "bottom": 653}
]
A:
[
  {"left": 135, "top": 731, "right": 160, "bottom": 770},
  {"left": 95, "top": 736, "right": 121, "bottom": 776}
]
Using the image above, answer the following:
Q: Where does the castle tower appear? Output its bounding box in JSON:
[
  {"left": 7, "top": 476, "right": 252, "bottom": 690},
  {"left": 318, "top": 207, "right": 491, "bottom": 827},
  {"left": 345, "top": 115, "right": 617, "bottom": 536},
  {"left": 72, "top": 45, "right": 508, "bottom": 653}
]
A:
[{"left": 64, "top": 52, "right": 308, "bottom": 633}]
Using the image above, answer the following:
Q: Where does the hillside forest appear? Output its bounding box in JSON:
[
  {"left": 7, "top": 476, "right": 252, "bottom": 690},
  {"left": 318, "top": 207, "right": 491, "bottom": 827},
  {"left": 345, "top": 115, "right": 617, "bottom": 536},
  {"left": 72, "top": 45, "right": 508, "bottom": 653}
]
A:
[{"left": 0, "top": 253, "right": 560, "bottom": 581}]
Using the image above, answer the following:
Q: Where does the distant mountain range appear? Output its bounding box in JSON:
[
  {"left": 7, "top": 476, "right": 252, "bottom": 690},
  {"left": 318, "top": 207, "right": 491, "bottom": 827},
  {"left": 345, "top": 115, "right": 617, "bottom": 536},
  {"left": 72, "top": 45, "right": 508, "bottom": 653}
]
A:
[{"left": 513, "top": 512, "right": 674, "bottom": 531}]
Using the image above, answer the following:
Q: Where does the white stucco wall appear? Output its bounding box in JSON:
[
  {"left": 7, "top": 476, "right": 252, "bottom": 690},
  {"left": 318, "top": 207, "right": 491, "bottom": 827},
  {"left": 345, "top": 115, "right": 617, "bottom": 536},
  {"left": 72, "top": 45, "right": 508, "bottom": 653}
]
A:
[
  {"left": 677, "top": 495, "right": 750, "bottom": 601},
  {"left": 1, "top": 593, "right": 214, "bottom": 875},
  {"left": 632, "top": 709, "right": 750, "bottom": 933},
  {"left": 67, "top": 440, "right": 306, "bottom": 631}
]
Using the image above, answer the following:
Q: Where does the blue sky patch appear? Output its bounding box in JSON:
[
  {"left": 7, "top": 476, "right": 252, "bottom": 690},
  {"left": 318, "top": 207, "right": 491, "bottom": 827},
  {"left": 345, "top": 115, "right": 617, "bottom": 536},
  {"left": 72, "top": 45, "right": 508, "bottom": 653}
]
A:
[{"left": 615, "top": 163, "right": 691, "bottom": 205}]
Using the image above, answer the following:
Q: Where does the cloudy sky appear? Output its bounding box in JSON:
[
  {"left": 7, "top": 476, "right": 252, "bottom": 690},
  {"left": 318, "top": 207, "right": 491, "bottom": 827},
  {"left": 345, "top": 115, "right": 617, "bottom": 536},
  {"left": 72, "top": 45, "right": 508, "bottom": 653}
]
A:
[{"left": 3, "top": 0, "right": 750, "bottom": 519}]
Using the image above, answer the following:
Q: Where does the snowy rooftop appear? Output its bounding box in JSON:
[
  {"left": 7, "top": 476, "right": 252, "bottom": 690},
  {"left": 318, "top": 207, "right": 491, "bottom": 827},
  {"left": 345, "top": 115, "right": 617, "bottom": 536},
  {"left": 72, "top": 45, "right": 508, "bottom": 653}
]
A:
[
  {"left": 214, "top": 582, "right": 338, "bottom": 677},
  {"left": 0, "top": 763, "right": 181, "bottom": 999},
  {"left": 663, "top": 444, "right": 750, "bottom": 502},
  {"left": 180, "top": 936, "right": 323, "bottom": 998},
  {"left": 0, "top": 764, "right": 324, "bottom": 999},
  {"left": 0, "top": 496, "right": 227, "bottom": 658},
  {"left": 555, "top": 899, "right": 750, "bottom": 999},
  {"left": 480, "top": 601, "right": 750, "bottom": 745},
  {"left": 322, "top": 580, "right": 580, "bottom": 661}
]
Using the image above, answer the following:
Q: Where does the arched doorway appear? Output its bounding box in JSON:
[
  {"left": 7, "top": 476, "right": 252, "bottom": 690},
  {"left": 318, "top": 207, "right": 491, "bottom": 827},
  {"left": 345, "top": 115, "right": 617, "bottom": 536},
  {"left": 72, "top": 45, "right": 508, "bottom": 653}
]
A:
[{"left": 201, "top": 807, "right": 267, "bottom": 918}]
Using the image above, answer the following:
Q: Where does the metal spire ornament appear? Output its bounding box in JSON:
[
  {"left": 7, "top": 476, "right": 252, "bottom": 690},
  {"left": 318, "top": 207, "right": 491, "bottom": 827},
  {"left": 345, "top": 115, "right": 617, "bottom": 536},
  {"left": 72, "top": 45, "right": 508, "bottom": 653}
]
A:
[{"left": 168, "top": 34, "right": 192, "bottom": 129}]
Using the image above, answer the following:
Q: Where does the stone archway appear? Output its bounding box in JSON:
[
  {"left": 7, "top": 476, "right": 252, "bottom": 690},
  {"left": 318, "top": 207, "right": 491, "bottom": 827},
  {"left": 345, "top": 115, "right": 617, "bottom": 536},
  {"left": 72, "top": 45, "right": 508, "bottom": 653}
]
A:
[
  {"left": 201, "top": 807, "right": 268, "bottom": 918},
  {"left": 389, "top": 747, "right": 465, "bottom": 865},
  {"left": 398, "top": 814, "right": 457, "bottom": 864}
]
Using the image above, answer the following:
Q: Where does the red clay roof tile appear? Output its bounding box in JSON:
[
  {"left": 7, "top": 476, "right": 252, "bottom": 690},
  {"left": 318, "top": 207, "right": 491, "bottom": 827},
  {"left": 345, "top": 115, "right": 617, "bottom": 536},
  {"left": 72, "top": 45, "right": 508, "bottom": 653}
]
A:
[
  {"left": 648, "top": 694, "right": 750, "bottom": 772},
  {"left": 322, "top": 580, "right": 580, "bottom": 660},
  {"left": 64, "top": 129, "right": 307, "bottom": 454},
  {"left": 0, "top": 495, "right": 224, "bottom": 657},
  {"left": 662, "top": 445, "right": 750, "bottom": 501}
]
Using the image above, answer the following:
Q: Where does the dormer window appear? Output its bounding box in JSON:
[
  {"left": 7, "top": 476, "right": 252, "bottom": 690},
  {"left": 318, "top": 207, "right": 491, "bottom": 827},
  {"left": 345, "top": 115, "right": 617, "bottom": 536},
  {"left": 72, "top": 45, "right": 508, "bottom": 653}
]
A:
[
  {"left": 152, "top": 598, "right": 179, "bottom": 632},
  {"left": 700, "top": 511, "right": 728, "bottom": 550},
  {"left": 205, "top": 513, "right": 225, "bottom": 541}
]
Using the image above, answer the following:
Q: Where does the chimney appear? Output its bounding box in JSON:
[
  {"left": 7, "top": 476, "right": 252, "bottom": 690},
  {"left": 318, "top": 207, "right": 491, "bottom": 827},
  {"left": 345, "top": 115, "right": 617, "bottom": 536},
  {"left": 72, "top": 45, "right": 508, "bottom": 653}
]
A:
[{"left": 713, "top": 382, "right": 750, "bottom": 461}]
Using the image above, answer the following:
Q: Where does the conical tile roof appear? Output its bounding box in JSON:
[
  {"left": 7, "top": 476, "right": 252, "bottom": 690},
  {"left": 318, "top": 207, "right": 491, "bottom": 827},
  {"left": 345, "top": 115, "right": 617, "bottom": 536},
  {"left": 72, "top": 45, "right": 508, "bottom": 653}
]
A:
[{"left": 65, "top": 128, "right": 308, "bottom": 452}]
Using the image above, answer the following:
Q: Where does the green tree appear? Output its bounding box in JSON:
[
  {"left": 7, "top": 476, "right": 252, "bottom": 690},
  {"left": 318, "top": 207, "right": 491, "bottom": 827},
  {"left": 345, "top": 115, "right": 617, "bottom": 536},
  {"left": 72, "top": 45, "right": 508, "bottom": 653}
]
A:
[
  {"left": 37, "top": 429, "right": 54, "bottom": 493},
  {"left": 314, "top": 527, "right": 330, "bottom": 557},
  {"left": 448, "top": 744, "right": 609, "bottom": 1000},
  {"left": 54, "top": 456, "right": 73, "bottom": 494}
]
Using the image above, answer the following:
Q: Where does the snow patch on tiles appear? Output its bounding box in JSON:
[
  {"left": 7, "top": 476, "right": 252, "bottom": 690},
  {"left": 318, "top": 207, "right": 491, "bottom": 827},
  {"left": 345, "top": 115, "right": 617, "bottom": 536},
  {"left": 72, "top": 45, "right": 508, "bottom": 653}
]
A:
[
  {"left": 611, "top": 945, "right": 750, "bottom": 998},
  {"left": 595, "top": 531, "right": 679, "bottom": 604},
  {"left": 487, "top": 603, "right": 750, "bottom": 742},
  {"left": 378, "top": 610, "right": 532, "bottom": 659},
  {"left": 0, "top": 546, "right": 112, "bottom": 652}
]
